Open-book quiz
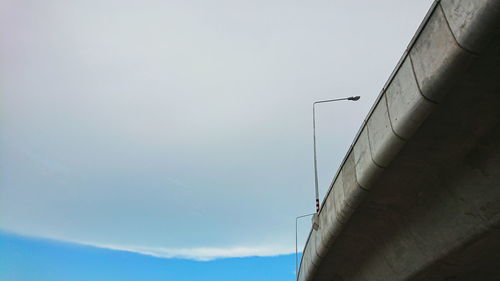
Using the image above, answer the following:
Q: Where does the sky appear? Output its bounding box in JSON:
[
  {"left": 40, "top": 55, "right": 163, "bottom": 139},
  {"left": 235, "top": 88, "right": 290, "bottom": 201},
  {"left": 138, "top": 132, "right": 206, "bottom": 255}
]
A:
[
  {"left": 0, "top": 231, "right": 295, "bottom": 281},
  {"left": 0, "top": 0, "right": 433, "bottom": 279}
]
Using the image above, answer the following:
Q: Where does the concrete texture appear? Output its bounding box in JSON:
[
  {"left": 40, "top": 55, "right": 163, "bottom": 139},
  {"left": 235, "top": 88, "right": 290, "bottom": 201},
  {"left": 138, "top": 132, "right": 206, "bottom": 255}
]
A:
[
  {"left": 353, "top": 127, "right": 384, "bottom": 190},
  {"left": 367, "top": 95, "right": 406, "bottom": 167},
  {"left": 298, "top": 1, "right": 500, "bottom": 281},
  {"left": 440, "top": 0, "right": 500, "bottom": 53},
  {"left": 409, "top": 4, "right": 475, "bottom": 102},
  {"left": 385, "top": 57, "right": 434, "bottom": 140}
]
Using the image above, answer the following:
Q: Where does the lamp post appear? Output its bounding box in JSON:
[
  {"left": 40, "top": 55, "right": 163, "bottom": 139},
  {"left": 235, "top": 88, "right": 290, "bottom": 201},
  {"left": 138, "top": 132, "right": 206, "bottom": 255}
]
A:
[
  {"left": 312, "top": 96, "right": 360, "bottom": 213},
  {"left": 296, "top": 213, "right": 316, "bottom": 281}
]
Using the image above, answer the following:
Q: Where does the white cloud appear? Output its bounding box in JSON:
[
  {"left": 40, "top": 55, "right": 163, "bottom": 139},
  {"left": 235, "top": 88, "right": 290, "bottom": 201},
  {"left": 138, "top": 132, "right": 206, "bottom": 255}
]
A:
[{"left": 71, "top": 240, "right": 294, "bottom": 261}]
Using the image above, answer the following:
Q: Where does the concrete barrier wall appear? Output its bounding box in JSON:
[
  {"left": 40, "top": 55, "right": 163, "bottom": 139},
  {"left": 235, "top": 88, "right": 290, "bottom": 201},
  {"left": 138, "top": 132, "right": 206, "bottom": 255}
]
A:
[{"left": 297, "top": 1, "right": 500, "bottom": 280}]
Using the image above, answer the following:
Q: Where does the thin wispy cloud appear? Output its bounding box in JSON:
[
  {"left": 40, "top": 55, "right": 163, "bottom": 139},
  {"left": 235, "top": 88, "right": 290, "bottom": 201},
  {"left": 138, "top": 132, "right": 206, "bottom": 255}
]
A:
[
  {"left": 80, "top": 242, "right": 294, "bottom": 261},
  {"left": 24, "top": 233, "right": 295, "bottom": 261}
]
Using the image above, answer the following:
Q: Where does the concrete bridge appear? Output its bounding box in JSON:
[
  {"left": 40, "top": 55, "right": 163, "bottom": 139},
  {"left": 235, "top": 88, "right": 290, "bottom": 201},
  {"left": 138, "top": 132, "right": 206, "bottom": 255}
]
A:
[{"left": 298, "top": 1, "right": 500, "bottom": 281}]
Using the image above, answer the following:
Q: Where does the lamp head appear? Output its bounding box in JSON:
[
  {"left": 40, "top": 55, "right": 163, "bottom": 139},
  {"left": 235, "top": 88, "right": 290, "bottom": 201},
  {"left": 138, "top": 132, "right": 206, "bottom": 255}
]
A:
[{"left": 348, "top": 96, "right": 361, "bottom": 101}]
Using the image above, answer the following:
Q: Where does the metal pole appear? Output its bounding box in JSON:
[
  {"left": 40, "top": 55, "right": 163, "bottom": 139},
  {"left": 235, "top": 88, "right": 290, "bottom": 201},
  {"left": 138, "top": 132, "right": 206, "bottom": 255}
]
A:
[
  {"left": 296, "top": 213, "right": 315, "bottom": 281},
  {"left": 312, "top": 103, "right": 320, "bottom": 213},
  {"left": 312, "top": 96, "right": 360, "bottom": 213}
]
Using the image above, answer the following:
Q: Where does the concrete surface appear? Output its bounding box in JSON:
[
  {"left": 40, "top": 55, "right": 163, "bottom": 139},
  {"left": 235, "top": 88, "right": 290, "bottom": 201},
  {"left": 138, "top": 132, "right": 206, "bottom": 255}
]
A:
[{"left": 298, "top": 1, "right": 500, "bottom": 280}]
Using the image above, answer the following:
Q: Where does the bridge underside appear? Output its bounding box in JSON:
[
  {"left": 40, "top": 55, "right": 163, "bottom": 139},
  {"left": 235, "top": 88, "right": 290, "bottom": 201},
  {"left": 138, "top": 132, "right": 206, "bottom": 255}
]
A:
[
  {"left": 314, "top": 35, "right": 500, "bottom": 280},
  {"left": 299, "top": 1, "right": 500, "bottom": 281}
]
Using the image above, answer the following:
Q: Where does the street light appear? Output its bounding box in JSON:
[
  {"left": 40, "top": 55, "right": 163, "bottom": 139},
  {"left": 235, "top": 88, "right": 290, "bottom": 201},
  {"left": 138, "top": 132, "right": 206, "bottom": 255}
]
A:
[
  {"left": 296, "top": 213, "right": 316, "bottom": 281},
  {"left": 312, "top": 96, "right": 360, "bottom": 213}
]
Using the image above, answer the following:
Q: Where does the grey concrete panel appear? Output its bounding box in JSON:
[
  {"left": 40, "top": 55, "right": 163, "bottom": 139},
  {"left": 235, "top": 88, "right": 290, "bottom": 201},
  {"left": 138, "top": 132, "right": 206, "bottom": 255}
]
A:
[
  {"left": 411, "top": 229, "right": 500, "bottom": 281},
  {"left": 319, "top": 197, "right": 334, "bottom": 237},
  {"left": 317, "top": 187, "right": 345, "bottom": 255},
  {"left": 367, "top": 94, "right": 406, "bottom": 167},
  {"left": 340, "top": 153, "right": 368, "bottom": 220},
  {"left": 332, "top": 169, "right": 349, "bottom": 223},
  {"left": 348, "top": 211, "right": 433, "bottom": 280},
  {"left": 301, "top": 236, "right": 319, "bottom": 281},
  {"left": 307, "top": 232, "right": 321, "bottom": 267},
  {"left": 316, "top": 224, "right": 333, "bottom": 257},
  {"left": 346, "top": 236, "right": 400, "bottom": 281},
  {"left": 352, "top": 127, "right": 384, "bottom": 189},
  {"left": 410, "top": 6, "right": 474, "bottom": 102},
  {"left": 385, "top": 57, "right": 435, "bottom": 139},
  {"left": 441, "top": 0, "right": 500, "bottom": 53},
  {"left": 313, "top": 228, "right": 328, "bottom": 259},
  {"left": 299, "top": 245, "right": 311, "bottom": 280},
  {"left": 318, "top": 193, "right": 340, "bottom": 249}
]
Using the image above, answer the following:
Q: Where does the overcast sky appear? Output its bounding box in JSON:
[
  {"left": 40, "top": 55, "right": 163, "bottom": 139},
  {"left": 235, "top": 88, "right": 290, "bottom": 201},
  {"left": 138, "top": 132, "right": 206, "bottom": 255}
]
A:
[{"left": 0, "top": 0, "right": 433, "bottom": 260}]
